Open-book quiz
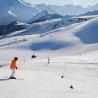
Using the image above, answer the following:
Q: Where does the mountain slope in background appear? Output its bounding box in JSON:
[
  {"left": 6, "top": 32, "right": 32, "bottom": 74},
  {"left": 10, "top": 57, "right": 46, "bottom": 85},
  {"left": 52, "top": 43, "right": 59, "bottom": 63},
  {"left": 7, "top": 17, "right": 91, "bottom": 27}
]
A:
[
  {"left": 28, "top": 10, "right": 63, "bottom": 23},
  {"left": 0, "top": 0, "right": 39, "bottom": 24},
  {"left": 79, "top": 10, "right": 98, "bottom": 16},
  {"left": 0, "top": 0, "right": 98, "bottom": 25},
  {"left": 0, "top": 0, "right": 98, "bottom": 53},
  {"left": 0, "top": 16, "right": 98, "bottom": 53},
  {"left": 76, "top": 17, "right": 98, "bottom": 44},
  {"left": 35, "top": 4, "right": 98, "bottom": 16}
]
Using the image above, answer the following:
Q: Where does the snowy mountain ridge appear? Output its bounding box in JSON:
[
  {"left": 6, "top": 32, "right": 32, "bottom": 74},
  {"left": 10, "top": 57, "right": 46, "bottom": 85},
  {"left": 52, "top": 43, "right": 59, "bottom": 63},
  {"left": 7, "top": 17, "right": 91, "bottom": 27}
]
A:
[
  {"left": 35, "top": 3, "right": 98, "bottom": 16},
  {"left": 0, "top": 0, "right": 98, "bottom": 25},
  {"left": 0, "top": 0, "right": 98, "bottom": 53},
  {"left": 0, "top": 0, "right": 39, "bottom": 24},
  {"left": 0, "top": 16, "right": 98, "bottom": 54}
]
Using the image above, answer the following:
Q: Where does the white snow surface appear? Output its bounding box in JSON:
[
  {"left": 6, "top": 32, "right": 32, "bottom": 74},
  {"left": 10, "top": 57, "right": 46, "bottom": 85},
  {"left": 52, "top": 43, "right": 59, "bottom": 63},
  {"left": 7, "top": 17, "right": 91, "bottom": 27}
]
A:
[
  {"left": 0, "top": 15, "right": 98, "bottom": 98},
  {"left": 0, "top": 49, "right": 98, "bottom": 98}
]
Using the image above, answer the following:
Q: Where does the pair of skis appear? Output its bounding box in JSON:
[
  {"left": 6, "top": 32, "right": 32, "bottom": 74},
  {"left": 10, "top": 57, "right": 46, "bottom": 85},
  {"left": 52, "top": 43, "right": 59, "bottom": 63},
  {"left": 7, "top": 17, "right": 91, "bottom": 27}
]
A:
[{"left": 0, "top": 77, "right": 24, "bottom": 81}]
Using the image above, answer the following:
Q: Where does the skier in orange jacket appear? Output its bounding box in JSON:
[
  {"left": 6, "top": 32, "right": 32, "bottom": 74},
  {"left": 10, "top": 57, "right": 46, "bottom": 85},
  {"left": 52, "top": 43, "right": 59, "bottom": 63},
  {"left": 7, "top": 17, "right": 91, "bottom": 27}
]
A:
[{"left": 9, "top": 57, "right": 18, "bottom": 79}]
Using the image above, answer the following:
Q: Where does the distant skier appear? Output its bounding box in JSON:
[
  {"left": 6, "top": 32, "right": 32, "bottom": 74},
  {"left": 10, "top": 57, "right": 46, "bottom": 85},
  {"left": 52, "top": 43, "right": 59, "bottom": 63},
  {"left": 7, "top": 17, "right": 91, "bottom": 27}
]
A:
[
  {"left": 69, "top": 85, "right": 74, "bottom": 89},
  {"left": 31, "top": 55, "right": 37, "bottom": 59},
  {"left": 9, "top": 57, "right": 18, "bottom": 79}
]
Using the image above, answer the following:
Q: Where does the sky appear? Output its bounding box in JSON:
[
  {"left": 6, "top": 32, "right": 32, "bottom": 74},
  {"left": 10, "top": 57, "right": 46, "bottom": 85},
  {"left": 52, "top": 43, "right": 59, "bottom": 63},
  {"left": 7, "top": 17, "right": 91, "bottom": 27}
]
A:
[{"left": 24, "top": 0, "right": 98, "bottom": 7}]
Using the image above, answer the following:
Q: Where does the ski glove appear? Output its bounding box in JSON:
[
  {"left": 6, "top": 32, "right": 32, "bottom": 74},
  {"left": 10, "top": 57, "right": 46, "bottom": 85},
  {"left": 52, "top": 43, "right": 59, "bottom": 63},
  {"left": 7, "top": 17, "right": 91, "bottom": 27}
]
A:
[{"left": 16, "top": 66, "right": 18, "bottom": 69}]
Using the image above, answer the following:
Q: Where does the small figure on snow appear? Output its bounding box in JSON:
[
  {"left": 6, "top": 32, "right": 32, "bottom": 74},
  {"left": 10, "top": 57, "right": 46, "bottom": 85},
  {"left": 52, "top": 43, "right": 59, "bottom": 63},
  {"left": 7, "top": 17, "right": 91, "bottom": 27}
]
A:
[
  {"left": 69, "top": 85, "right": 74, "bottom": 89},
  {"left": 61, "top": 75, "right": 64, "bottom": 79},
  {"left": 31, "top": 55, "right": 37, "bottom": 59},
  {"left": 9, "top": 57, "right": 18, "bottom": 79}
]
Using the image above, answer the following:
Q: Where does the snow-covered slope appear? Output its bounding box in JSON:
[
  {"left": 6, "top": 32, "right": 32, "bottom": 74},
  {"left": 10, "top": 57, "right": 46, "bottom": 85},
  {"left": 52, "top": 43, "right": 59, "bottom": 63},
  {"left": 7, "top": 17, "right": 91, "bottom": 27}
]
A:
[
  {"left": 0, "top": 15, "right": 73, "bottom": 37},
  {"left": 0, "top": 0, "right": 69, "bottom": 36},
  {"left": 10, "top": 0, "right": 39, "bottom": 21},
  {"left": 1, "top": 0, "right": 98, "bottom": 25},
  {"left": 0, "top": 16, "right": 98, "bottom": 55},
  {"left": 35, "top": 4, "right": 98, "bottom": 16},
  {"left": 0, "top": 12, "right": 98, "bottom": 98},
  {"left": 27, "top": 16, "right": 98, "bottom": 52},
  {"left": 4, "top": 18, "right": 74, "bottom": 37},
  {"left": 79, "top": 10, "right": 98, "bottom": 17},
  {"left": 28, "top": 10, "right": 63, "bottom": 23},
  {"left": 75, "top": 17, "right": 98, "bottom": 44},
  {"left": 0, "top": 0, "right": 39, "bottom": 24},
  {"left": 0, "top": 15, "right": 75, "bottom": 37},
  {"left": 0, "top": 21, "right": 26, "bottom": 36},
  {"left": 35, "top": 4, "right": 54, "bottom": 13},
  {"left": 0, "top": 49, "right": 98, "bottom": 98}
]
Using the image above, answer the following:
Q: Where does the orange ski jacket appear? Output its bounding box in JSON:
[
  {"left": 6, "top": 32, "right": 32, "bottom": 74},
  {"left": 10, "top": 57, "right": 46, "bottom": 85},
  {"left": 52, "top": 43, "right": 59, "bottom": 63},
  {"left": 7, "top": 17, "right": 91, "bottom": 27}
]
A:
[{"left": 10, "top": 60, "right": 17, "bottom": 69}]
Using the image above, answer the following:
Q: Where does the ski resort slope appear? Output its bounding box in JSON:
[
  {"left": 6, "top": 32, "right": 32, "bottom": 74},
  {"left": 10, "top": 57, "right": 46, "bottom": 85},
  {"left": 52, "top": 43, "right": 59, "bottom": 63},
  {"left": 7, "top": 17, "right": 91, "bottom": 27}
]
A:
[
  {"left": 0, "top": 52, "right": 98, "bottom": 98},
  {"left": 0, "top": 15, "right": 98, "bottom": 98}
]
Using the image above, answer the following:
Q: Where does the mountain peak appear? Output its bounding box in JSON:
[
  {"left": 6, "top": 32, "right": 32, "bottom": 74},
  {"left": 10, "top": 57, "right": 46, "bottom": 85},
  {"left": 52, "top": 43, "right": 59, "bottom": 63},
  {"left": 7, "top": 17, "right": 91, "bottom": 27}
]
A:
[{"left": 0, "top": 0, "right": 39, "bottom": 24}]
